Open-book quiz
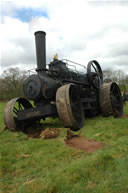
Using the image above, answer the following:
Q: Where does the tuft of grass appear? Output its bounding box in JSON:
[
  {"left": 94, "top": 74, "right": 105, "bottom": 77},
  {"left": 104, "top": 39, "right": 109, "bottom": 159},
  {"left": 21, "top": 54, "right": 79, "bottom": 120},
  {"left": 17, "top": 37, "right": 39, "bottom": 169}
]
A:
[
  {"left": 0, "top": 101, "right": 6, "bottom": 129},
  {"left": 0, "top": 102, "right": 128, "bottom": 193}
]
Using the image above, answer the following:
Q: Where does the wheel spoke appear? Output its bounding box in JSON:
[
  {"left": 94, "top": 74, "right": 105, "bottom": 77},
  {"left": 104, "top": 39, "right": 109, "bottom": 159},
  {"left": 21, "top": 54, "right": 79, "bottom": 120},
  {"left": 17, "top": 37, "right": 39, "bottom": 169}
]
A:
[
  {"left": 111, "top": 96, "right": 117, "bottom": 103},
  {"left": 113, "top": 108, "right": 119, "bottom": 115},
  {"left": 113, "top": 104, "right": 121, "bottom": 108},
  {"left": 13, "top": 107, "right": 19, "bottom": 115},
  {"left": 87, "top": 60, "right": 103, "bottom": 89},
  {"left": 92, "top": 63, "right": 98, "bottom": 73},
  {"left": 18, "top": 103, "right": 24, "bottom": 110},
  {"left": 73, "top": 108, "right": 82, "bottom": 120},
  {"left": 71, "top": 104, "right": 78, "bottom": 112},
  {"left": 112, "top": 85, "right": 117, "bottom": 92}
]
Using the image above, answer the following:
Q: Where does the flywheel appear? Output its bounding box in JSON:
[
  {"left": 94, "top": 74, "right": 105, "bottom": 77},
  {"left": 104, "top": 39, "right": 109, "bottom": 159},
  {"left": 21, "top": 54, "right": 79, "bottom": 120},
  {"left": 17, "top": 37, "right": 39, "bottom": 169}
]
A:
[
  {"left": 100, "top": 82, "right": 123, "bottom": 118},
  {"left": 4, "top": 98, "right": 33, "bottom": 131},
  {"left": 56, "top": 84, "right": 84, "bottom": 131}
]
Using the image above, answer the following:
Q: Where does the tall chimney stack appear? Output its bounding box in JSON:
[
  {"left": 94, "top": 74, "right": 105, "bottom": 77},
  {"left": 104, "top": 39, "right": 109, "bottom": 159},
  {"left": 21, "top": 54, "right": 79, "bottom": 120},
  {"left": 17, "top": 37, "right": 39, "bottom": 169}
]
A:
[{"left": 34, "top": 31, "right": 46, "bottom": 73}]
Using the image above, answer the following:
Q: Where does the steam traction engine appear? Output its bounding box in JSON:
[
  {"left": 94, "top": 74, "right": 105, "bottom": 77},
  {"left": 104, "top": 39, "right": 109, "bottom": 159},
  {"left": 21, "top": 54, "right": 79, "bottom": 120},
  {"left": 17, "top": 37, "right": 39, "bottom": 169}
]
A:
[{"left": 4, "top": 31, "right": 123, "bottom": 131}]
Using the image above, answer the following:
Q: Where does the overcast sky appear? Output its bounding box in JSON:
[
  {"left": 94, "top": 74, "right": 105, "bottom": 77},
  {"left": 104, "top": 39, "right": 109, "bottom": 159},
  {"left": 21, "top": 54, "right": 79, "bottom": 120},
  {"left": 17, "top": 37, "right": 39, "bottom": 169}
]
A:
[{"left": 1, "top": 0, "right": 128, "bottom": 75}]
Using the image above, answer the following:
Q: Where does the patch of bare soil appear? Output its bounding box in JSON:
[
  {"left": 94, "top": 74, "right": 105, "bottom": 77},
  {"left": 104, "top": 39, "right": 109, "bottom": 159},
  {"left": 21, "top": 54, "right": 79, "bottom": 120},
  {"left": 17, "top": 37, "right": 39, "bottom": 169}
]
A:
[
  {"left": 121, "top": 114, "right": 127, "bottom": 118},
  {"left": 24, "top": 127, "right": 41, "bottom": 138},
  {"left": 24, "top": 127, "right": 60, "bottom": 139},
  {"left": 65, "top": 130, "right": 104, "bottom": 153},
  {"left": 40, "top": 128, "right": 60, "bottom": 139}
]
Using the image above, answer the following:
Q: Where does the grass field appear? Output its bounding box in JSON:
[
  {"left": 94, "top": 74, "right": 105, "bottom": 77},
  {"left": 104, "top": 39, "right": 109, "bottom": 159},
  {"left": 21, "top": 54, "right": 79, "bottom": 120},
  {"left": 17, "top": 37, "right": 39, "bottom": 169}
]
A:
[{"left": 0, "top": 101, "right": 128, "bottom": 193}]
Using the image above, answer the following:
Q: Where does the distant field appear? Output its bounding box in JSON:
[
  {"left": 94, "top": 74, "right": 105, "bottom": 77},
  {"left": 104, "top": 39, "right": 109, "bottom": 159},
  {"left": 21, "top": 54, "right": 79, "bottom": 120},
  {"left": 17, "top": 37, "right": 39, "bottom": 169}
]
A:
[{"left": 0, "top": 101, "right": 128, "bottom": 193}]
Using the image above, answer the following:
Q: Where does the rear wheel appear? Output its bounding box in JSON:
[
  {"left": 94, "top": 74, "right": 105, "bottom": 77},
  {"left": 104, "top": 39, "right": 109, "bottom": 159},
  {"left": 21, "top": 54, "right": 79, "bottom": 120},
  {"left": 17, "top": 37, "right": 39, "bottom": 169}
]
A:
[
  {"left": 100, "top": 82, "right": 123, "bottom": 117},
  {"left": 56, "top": 84, "right": 84, "bottom": 131}
]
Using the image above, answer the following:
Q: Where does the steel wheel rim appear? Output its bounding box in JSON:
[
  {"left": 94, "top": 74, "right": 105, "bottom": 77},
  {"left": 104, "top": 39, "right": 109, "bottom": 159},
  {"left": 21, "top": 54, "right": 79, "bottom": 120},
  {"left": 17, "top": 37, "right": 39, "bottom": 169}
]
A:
[
  {"left": 110, "top": 83, "right": 123, "bottom": 118},
  {"left": 56, "top": 84, "right": 84, "bottom": 131},
  {"left": 100, "top": 82, "right": 123, "bottom": 118},
  {"left": 4, "top": 98, "right": 32, "bottom": 131},
  {"left": 68, "top": 85, "right": 82, "bottom": 124}
]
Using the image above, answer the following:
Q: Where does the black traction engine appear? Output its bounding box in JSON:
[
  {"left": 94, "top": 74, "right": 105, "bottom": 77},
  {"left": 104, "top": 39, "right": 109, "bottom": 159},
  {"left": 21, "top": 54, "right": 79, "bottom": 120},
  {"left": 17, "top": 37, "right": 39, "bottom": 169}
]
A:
[{"left": 4, "top": 31, "right": 123, "bottom": 131}]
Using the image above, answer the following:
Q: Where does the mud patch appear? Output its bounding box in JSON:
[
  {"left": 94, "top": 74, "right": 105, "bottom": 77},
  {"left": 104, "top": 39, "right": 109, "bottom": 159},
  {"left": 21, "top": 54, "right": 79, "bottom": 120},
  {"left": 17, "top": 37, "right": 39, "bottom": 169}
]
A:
[
  {"left": 24, "top": 127, "right": 41, "bottom": 138},
  {"left": 121, "top": 114, "right": 127, "bottom": 118},
  {"left": 65, "top": 137, "right": 104, "bottom": 152},
  {"left": 23, "top": 127, "right": 60, "bottom": 139},
  {"left": 65, "top": 131, "right": 104, "bottom": 153},
  {"left": 40, "top": 128, "right": 60, "bottom": 139}
]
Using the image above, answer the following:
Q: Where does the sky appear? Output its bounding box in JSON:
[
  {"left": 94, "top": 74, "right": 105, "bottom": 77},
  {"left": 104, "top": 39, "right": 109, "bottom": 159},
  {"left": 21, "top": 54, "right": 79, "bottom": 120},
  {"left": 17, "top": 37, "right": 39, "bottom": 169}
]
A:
[{"left": 1, "top": 0, "right": 128, "bottom": 75}]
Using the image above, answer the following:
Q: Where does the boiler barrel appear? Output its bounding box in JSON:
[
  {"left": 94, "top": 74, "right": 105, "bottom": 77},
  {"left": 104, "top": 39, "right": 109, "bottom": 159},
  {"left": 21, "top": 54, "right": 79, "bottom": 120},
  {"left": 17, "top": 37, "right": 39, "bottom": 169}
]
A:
[{"left": 34, "top": 31, "right": 46, "bottom": 72}]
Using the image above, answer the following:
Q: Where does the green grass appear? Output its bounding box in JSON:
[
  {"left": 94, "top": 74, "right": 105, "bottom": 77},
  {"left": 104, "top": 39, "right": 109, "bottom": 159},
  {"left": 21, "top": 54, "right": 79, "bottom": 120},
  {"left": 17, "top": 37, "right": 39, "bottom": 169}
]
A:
[{"left": 0, "top": 102, "right": 128, "bottom": 193}]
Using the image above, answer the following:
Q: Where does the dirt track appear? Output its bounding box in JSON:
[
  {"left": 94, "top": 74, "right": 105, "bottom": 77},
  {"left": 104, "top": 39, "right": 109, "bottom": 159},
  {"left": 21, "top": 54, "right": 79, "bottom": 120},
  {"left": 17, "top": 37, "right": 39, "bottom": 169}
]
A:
[{"left": 65, "top": 137, "right": 104, "bottom": 153}]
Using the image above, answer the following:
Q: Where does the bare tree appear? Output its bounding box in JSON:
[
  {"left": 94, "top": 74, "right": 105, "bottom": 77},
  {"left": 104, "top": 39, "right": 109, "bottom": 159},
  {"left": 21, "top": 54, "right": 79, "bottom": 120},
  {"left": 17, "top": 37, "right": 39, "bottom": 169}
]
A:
[
  {"left": 103, "top": 68, "right": 114, "bottom": 83},
  {"left": 1, "top": 68, "right": 27, "bottom": 90},
  {"left": 0, "top": 67, "right": 28, "bottom": 100}
]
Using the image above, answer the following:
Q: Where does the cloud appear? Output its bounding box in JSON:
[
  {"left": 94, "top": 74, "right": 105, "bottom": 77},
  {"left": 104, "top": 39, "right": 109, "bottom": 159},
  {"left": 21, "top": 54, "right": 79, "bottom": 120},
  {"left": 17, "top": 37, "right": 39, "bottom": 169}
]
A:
[{"left": 1, "top": 0, "right": 128, "bottom": 75}]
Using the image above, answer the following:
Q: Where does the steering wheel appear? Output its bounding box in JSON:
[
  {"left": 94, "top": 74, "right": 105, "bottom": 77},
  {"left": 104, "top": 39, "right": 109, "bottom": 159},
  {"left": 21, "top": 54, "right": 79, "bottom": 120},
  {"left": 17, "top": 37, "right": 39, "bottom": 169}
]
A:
[{"left": 87, "top": 60, "right": 103, "bottom": 89}]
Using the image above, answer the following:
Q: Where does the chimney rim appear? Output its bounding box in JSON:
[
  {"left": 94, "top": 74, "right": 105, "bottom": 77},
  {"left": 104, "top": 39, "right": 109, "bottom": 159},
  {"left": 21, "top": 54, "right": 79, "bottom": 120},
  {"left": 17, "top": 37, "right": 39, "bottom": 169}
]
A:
[{"left": 34, "top": 31, "right": 46, "bottom": 36}]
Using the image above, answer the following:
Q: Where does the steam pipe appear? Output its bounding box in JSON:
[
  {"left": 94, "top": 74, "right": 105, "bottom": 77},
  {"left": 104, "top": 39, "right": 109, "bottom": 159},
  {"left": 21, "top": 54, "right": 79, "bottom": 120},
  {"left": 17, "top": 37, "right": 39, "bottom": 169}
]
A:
[{"left": 34, "top": 31, "right": 46, "bottom": 72}]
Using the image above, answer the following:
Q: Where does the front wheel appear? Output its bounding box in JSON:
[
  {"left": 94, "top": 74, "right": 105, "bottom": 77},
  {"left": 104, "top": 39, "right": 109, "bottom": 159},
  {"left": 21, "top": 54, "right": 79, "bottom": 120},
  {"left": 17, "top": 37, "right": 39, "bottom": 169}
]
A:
[
  {"left": 56, "top": 84, "right": 84, "bottom": 131},
  {"left": 4, "top": 98, "right": 33, "bottom": 131}
]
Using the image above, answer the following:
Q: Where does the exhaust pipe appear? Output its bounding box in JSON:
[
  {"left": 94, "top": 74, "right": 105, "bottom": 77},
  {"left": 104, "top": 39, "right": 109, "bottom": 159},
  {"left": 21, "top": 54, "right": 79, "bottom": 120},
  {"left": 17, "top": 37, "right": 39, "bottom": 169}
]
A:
[{"left": 34, "top": 31, "right": 46, "bottom": 73}]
